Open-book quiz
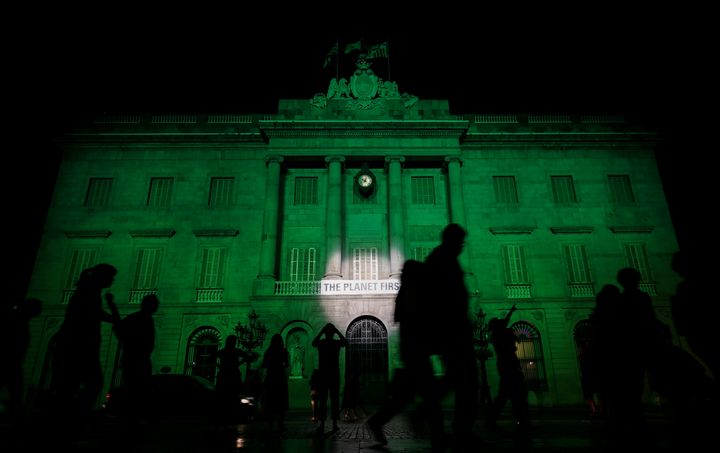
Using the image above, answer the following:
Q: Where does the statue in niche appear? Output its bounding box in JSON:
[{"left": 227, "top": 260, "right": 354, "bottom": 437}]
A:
[{"left": 288, "top": 329, "right": 307, "bottom": 378}]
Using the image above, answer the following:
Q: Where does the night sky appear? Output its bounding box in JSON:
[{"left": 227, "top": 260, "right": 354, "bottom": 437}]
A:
[{"left": 11, "top": 12, "right": 711, "bottom": 301}]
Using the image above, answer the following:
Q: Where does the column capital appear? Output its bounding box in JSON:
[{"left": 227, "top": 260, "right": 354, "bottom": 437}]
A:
[
  {"left": 324, "top": 155, "right": 346, "bottom": 164},
  {"left": 444, "top": 155, "right": 463, "bottom": 165},
  {"left": 384, "top": 155, "right": 406, "bottom": 164},
  {"left": 265, "top": 155, "right": 284, "bottom": 165}
]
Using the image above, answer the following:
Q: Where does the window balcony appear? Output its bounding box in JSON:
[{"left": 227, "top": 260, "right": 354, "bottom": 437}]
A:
[
  {"left": 129, "top": 289, "right": 158, "bottom": 304},
  {"left": 275, "top": 281, "right": 321, "bottom": 296},
  {"left": 639, "top": 282, "right": 657, "bottom": 296},
  {"left": 505, "top": 284, "right": 532, "bottom": 299},
  {"left": 568, "top": 283, "right": 595, "bottom": 298},
  {"left": 196, "top": 288, "right": 224, "bottom": 303}
]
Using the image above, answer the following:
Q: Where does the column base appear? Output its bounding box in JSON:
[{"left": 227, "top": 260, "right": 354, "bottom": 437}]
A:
[
  {"left": 253, "top": 276, "right": 277, "bottom": 296},
  {"left": 323, "top": 273, "right": 343, "bottom": 279}
]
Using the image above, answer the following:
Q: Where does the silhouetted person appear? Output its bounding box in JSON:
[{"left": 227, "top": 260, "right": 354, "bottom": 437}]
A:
[
  {"left": 341, "top": 365, "right": 361, "bottom": 422},
  {"left": 486, "top": 304, "right": 531, "bottom": 432},
  {"left": 310, "top": 368, "right": 320, "bottom": 422},
  {"left": 261, "top": 333, "right": 289, "bottom": 432},
  {"left": 367, "top": 259, "right": 445, "bottom": 451},
  {"left": 0, "top": 297, "right": 42, "bottom": 423},
  {"left": 214, "top": 334, "right": 250, "bottom": 423},
  {"left": 424, "top": 223, "right": 480, "bottom": 443},
  {"left": 113, "top": 293, "right": 159, "bottom": 422},
  {"left": 670, "top": 250, "right": 718, "bottom": 380},
  {"left": 312, "top": 322, "right": 347, "bottom": 433},
  {"left": 50, "top": 264, "right": 120, "bottom": 438},
  {"left": 588, "top": 284, "right": 622, "bottom": 432},
  {"left": 647, "top": 321, "right": 716, "bottom": 447},
  {"left": 601, "top": 268, "right": 657, "bottom": 445}
]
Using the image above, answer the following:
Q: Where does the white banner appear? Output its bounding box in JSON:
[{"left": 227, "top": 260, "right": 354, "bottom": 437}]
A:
[{"left": 320, "top": 279, "right": 400, "bottom": 295}]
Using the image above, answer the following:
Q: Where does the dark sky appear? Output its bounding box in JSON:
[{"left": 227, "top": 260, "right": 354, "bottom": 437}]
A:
[{"left": 11, "top": 12, "right": 711, "bottom": 299}]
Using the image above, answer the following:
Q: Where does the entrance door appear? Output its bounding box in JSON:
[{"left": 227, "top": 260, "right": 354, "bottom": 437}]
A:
[{"left": 345, "top": 317, "right": 388, "bottom": 405}]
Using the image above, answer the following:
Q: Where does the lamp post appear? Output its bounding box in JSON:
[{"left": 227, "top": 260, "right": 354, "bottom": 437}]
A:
[
  {"left": 234, "top": 309, "right": 268, "bottom": 375},
  {"left": 473, "top": 308, "right": 493, "bottom": 407}
]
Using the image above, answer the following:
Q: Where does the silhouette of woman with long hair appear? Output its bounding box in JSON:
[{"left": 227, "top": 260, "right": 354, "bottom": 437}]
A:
[
  {"left": 51, "top": 264, "right": 120, "bottom": 436},
  {"left": 261, "top": 333, "right": 289, "bottom": 432}
]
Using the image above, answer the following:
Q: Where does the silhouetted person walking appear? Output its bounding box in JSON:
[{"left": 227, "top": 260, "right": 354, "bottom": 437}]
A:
[
  {"left": 215, "top": 334, "right": 251, "bottom": 423},
  {"left": 312, "top": 322, "right": 347, "bottom": 434},
  {"left": 367, "top": 259, "right": 445, "bottom": 451},
  {"left": 486, "top": 304, "right": 531, "bottom": 432},
  {"left": 0, "top": 297, "right": 42, "bottom": 424},
  {"left": 602, "top": 267, "right": 658, "bottom": 445},
  {"left": 424, "top": 223, "right": 480, "bottom": 444},
  {"left": 670, "top": 250, "right": 718, "bottom": 380},
  {"left": 587, "top": 283, "right": 622, "bottom": 419},
  {"left": 261, "top": 333, "right": 289, "bottom": 432},
  {"left": 113, "top": 293, "right": 159, "bottom": 422},
  {"left": 50, "top": 264, "right": 120, "bottom": 439}
]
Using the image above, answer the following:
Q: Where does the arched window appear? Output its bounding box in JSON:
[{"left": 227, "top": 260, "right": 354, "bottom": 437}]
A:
[
  {"left": 510, "top": 321, "right": 548, "bottom": 391},
  {"left": 185, "top": 327, "right": 222, "bottom": 382},
  {"left": 345, "top": 317, "right": 388, "bottom": 405}
]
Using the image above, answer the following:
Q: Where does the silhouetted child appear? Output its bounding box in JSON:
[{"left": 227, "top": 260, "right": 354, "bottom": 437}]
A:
[{"left": 310, "top": 368, "right": 320, "bottom": 422}]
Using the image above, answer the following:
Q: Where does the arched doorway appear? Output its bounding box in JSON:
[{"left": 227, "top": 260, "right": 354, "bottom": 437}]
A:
[
  {"left": 345, "top": 316, "right": 388, "bottom": 405},
  {"left": 184, "top": 326, "right": 222, "bottom": 382},
  {"left": 510, "top": 321, "right": 548, "bottom": 392}
]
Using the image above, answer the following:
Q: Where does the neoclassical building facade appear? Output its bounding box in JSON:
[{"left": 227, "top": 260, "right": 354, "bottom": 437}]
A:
[{"left": 24, "top": 62, "right": 679, "bottom": 409}]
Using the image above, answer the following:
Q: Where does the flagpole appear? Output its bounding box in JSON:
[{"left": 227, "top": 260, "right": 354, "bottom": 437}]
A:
[
  {"left": 387, "top": 40, "right": 391, "bottom": 81},
  {"left": 335, "top": 38, "right": 339, "bottom": 81}
]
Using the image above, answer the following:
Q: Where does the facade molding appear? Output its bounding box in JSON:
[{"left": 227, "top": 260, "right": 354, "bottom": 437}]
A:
[{"left": 64, "top": 230, "right": 112, "bottom": 238}]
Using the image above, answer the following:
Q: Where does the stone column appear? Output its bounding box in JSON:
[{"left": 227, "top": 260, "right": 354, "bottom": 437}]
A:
[
  {"left": 385, "top": 155, "right": 405, "bottom": 278},
  {"left": 445, "top": 156, "right": 476, "bottom": 292},
  {"left": 257, "top": 155, "right": 284, "bottom": 287},
  {"left": 324, "top": 156, "right": 345, "bottom": 279},
  {"left": 445, "top": 156, "right": 466, "bottom": 227}
]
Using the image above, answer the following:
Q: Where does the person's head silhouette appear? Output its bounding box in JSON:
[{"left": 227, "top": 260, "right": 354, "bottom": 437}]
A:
[
  {"left": 140, "top": 294, "right": 160, "bottom": 314},
  {"left": 617, "top": 267, "right": 642, "bottom": 291},
  {"left": 441, "top": 223, "right": 466, "bottom": 257}
]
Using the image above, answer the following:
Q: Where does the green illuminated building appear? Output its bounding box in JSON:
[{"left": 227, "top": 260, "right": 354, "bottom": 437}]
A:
[{"left": 24, "top": 58, "right": 679, "bottom": 410}]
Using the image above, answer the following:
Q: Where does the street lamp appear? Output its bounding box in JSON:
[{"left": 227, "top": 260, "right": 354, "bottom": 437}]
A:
[
  {"left": 473, "top": 307, "right": 493, "bottom": 407},
  {"left": 234, "top": 309, "right": 269, "bottom": 374}
]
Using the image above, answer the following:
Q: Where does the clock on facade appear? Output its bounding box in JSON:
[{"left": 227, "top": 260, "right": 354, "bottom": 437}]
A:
[{"left": 355, "top": 167, "right": 376, "bottom": 196}]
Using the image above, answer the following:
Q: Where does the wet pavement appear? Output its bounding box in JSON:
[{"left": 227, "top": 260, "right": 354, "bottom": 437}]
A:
[{"left": 1, "top": 405, "right": 706, "bottom": 452}]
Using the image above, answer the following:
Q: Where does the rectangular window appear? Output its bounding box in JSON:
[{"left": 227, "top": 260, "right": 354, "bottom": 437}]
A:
[
  {"left": 294, "top": 177, "right": 318, "bottom": 205},
  {"left": 290, "top": 247, "right": 317, "bottom": 281},
  {"left": 502, "top": 245, "right": 529, "bottom": 283},
  {"left": 353, "top": 247, "right": 378, "bottom": 280},
  {"left": 608, "top": 175, "right": 635, "bottom": 202},
  {"left": 493, "top": 176, "right": 518, "bottom": 203},
  {"left": 624, "top": 243, "right": 653, "bottom": 281},
  {"left": 198, "top": 247, "right": 227, "bottom": 288},
  {"left": 551, "top": 176, "right": 577, "bottom": 203},
  {"left": 65, "top": 248, "right": 99, "bottom": 288},
  {"left": 563, "top": 244, "right": 591, "bottom": 283},
  {"left": 209, "top": 177, "right": 234, "bottom": 206},
  {"left": 85, "top": 178, "right": 113, "bottom": 207},
  {"left": 411, "top": 176, "right": 435, "bottom": 204},
  {"left": 132, "top": 248, "right": 163, "bottom": 289},
  {"left": 412, "top": 246, "right": 433, "bottom": 262},
  {"left": 147, "top": 178, "right": 174, "bottom": 207}
]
